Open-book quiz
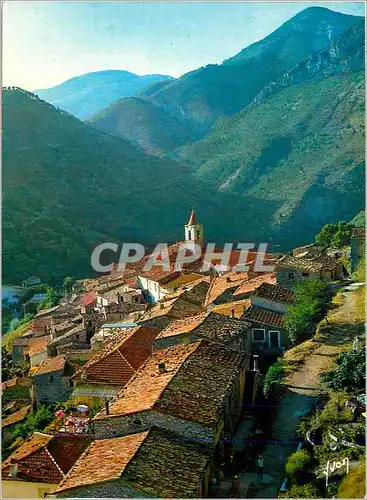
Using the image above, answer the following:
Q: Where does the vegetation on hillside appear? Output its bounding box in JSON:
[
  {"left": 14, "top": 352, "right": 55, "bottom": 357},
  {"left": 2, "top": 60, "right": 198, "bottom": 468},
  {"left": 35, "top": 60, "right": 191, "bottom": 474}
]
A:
[
  {"left": 320, "top": 346, "right": 365, "bottom": 392},
  {"left": 284, "top": 279, "right": 330, "bottom": 343},
  {"left": 315, "top": 221, "right": 354, "bottom": 248}
]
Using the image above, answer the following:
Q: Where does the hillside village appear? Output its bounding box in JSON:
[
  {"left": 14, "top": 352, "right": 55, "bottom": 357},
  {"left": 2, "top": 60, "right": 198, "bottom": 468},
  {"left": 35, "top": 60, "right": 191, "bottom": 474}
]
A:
[{"left": 1, "top": 211, "right": 365, "bottom": 499}]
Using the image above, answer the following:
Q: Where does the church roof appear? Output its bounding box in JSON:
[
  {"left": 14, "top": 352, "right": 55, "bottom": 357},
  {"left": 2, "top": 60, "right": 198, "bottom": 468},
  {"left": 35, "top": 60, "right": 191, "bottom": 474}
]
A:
[{"left": 187, "top": 209, "right": 198, "bottom": 225}]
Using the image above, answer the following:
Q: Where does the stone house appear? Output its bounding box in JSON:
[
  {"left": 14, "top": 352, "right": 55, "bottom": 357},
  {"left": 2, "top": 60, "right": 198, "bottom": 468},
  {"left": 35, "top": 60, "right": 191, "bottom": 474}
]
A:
[
  {"left": 93, "top": 340, "right": 247, "bottom": 446},
  {"left": 240, "top": 282, "right": 295, "bottom": 355},
  {"left": 32, "top": 356, "right": 75, "bottom": 404},
  {"left": 12, "top": 332, "right": 33, "bottom": 367},
  {"left": 2, "top": 432, "right": 89, "bottom": 498},
  {"left": 28, "top": 335, "right": 51, "bottom": 368},
  {"left": 47, "top": 324, "right": 88, "bottom": 356},
  {"left": 53, "top": 428, "right": 212, "bottom": 498},
  {"left": 32, "top": 317, "right": 52, "bottom": 338},
  {"left": 90, "top": 322, "right": 138, "bottom": 350},
  {"left": 71, "top": 325, "right": 161, "bottom": 402},
  {"left": 153, "top": 311, "right": 252, "bottom": 352},
  {"left": 275, "top": 244, "right": 346, "bottom": 289},
  {"left": 350, "top": 227, "right": 365, "bottom": 272}
]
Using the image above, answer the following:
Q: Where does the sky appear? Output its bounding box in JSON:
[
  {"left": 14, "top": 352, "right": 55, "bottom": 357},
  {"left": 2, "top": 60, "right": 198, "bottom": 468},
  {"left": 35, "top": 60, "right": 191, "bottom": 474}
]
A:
[{"left": 2, "top": 1, "right": 365, "bottom": 90}]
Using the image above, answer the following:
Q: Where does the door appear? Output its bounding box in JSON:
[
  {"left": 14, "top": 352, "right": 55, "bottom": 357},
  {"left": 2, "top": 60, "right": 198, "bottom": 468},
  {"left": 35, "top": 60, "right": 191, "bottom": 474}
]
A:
[{"left": 268, "top": 330, "right": 280, "bottom": 348}]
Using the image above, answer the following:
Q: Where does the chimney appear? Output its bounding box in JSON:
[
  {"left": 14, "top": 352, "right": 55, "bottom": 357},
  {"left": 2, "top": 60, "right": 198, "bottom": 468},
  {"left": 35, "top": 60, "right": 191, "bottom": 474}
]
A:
[
  {"left": 226, "top": 276, "right": 231, "bottom": 283},
  {"left": 9, "top": 459, "right": 18, "bottom": 477},
  {"left": 158, "top": 363, "right": 166, "bottom": 374},
  {"left": 231, "top": 309, "right": 235, "bottom": 318},
  {"left": 159, "top": 303, "right": 164, "bottom": 309},
  {"left": 253, "top": 354, "right": 259, "bottom": 372},
  {"left": 105, "top": 398, "right": 110, "bottom": 415}
]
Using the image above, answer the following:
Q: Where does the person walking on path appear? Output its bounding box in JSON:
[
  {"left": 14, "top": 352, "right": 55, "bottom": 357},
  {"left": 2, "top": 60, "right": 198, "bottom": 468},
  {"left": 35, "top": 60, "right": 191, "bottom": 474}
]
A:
[
  {"left": 257, "top": 455, "right": 264, "bottom": 481},
  {"left": 229, "top": 475, "right": 241, "bottom": 498},
  {"left": 209, "top": 476, "right": 218, "bottom": 498}
]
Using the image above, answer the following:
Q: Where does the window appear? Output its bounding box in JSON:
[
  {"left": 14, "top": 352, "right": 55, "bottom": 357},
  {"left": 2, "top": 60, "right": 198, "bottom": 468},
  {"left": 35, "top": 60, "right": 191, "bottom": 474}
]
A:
[
  {"left": 197, "top": 230, "right": 200, "bottom": 238},
  {"left": 75, "top": 334, "right": 80, "bottom": 340},
  {"left": 188, "top": 230, "right": 192, "bottom": 240},
  {"left": 288, "top": 273, "right": 294, "bottom": 279},
  {"left": 252, "top": 329, "right": 266, "bottom": 342},
  {"left": 302, "top": 272, "right": 309, "bottom": 277},
  {"left": 268, "top": 330, "right": 280, "bottom": 348}
]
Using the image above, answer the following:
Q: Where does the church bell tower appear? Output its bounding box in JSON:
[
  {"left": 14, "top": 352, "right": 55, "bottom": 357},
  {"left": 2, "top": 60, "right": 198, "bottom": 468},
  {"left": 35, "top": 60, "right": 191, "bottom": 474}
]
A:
[{"left": 184, "top": 209, "right": 204, "bottom": 246}]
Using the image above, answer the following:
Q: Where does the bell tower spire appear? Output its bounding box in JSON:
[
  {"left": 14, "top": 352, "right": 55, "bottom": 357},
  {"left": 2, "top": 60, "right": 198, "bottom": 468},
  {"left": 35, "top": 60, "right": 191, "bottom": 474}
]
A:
[{"left": 184, "top": 209, "right": 204, "bottom": 246}]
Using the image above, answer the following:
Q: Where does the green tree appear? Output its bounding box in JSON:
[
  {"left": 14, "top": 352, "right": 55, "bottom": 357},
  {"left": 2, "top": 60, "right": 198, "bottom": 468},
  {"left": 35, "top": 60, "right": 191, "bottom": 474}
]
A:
[
  {"left": 263, "top": 359, "right": 285, "bottom": 396},
  {"left": 321, "top": 347, "right": 365, "bottom": 392},
  {"left": 12, "top": 405, "right": 54, "bottom": 440},
  {"left": 283, "top": 484, "right": 320, "bottom": 498},
  {"left": 37, "top": 286, "right": 60, "bottom": 311},
  {"left": 285, "top": 449, "right": 312, "bottom": 479},
  {"left": 315, "top": 221, "right": 354, "bottom": 249},
  {"left": 284, "top": 279, "right": 329, "bottom": 343}
]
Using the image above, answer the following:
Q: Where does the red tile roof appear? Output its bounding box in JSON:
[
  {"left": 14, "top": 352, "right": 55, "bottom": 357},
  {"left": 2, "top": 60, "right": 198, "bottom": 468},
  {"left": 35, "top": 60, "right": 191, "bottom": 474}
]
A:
[
  {"left": 33, "top": 355, "right": 67, "bottom": 376},
  {"left": 95, "top": 340, "right": 246, "bottom": 426},
  {"left": 32, "top": 317, "right": 52, "bottom": 332},
  {"left": 205, "top": 272, "right": 249, "bottom": 305},
  {"left": 28, "top": 335, "right": 51, "bottom": 357},
  {"left": 242, "top": 305, "right": 285, "bottom": 328},
  {"left": 253, "top": 283, "right": 294, "bottom": 303},
  {"left": 2, "top": 406, "right": 30, "bottom": 428},
  {"left": 74, "top": 326, "right": 160, "bottom": 386},
  {"left": 54, "top": 433, "right": 148, "bottom": 493},
  {"left": 233, "top": 274, "right": 276, "bottom": 297},
  {"left": 55, "top": 429, "right": 210, "bottom": 498},
  {"left": 2, "top": 433, "right": 90, "bottom": 484},
  {"left": 80, "top": 291, "right": 97, "bottom": 307},
  {"left": 187, "top": 209, "right": 198, "bottom": 225}
]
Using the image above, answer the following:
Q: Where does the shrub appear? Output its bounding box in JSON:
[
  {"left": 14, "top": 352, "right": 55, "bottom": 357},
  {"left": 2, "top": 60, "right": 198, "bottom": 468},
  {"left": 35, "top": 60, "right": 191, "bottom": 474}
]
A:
[
  {"left": 12, "top": 405, "right": 54, "bottom": 440},
  {"left": 285, "top": 449, "right": 312, "bottom": 478},
  {"left": 284, "top": 279, "right": 329, "bottom": 343},
  {"left": 320, "top": 348, "right": 365, "bottom": 392},
  {"left": 315, "top": 221, "right": 354, "bottom": 249},
  {"left": 263, "top": 359, "right": 285, "bottom": 396},
  {"left": 283, "top": 483, "right": 320, "bottom": 498},
  {"left": 337, "top": 462, "right": 365, "bottom": 498}
]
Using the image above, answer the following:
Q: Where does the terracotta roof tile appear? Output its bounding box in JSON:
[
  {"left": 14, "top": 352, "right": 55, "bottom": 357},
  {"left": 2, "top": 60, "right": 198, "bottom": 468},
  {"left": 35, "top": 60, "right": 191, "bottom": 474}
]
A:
[
  {"left": 32, "top": 317, "right": 52, "bottom": 331},
  {"left": 157, "top": 311, "right": 250, "bottom": 345},
  {"left": 74, "top": 326, "right": 160, "bottom": 386},
  {"left": 212, "top": 299, "right": 251, "bottom": 318},
  {"left": 54, "top": 432, "right": 148, "bottom": 493},
  {"left": 80, "top": 291, "right": 97, "bottom": 307},
  {"left": 205, "top": 272, "right": 249, "bottom": 306},
  {"left": 2, "top": 433, "right": 89, "bottom": 484},
  {"left": 33, "top": 355, "right": 67, "bottom": 376},
  {"left": 242, "top": 305, "right": 285, "bottom": 328},
  {"left": 155, "top": 341, "right": 246, "bottom": 425},
  {"left": 233, "top": 274, "right": 276, "bottom": 297},
  {"left": 94, "top": 342, "right": 200, "bottom": 419},
  {"left": 2, "top": 406, "right": 30, "bottom": 428},
  {"left": 139, "top": 296, "right": 202, "bottom": 322},
  {"left": 276, "top": 245, "right": 341, "bottom": 272},
  {"left": 253, "top": 283, "right": 294, "bottom": 303},
  {"left": 95, "top": 340, "right": 246, "bottom": 426},
  {"left": 28, "top": 335, "right": 51, "bottom": 357}
]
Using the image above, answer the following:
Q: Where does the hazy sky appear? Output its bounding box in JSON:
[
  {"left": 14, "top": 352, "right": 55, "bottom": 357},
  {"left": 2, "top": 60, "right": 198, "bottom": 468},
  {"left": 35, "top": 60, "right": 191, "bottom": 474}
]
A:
[{"left": 3, "top": 1, "right": 365, "bottom": 90}]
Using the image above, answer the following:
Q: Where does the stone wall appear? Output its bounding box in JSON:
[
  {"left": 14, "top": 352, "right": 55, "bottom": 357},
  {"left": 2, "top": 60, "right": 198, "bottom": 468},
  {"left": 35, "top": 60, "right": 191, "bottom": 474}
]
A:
[
  {"left": 34, "top": 371, "right": 72, "bottom": 404},
  {"left": 54, "top": 480, "right": 147, "bottom": 498},
  {"left": 93, "top": 409, "right": 214, "bottom": 446}
]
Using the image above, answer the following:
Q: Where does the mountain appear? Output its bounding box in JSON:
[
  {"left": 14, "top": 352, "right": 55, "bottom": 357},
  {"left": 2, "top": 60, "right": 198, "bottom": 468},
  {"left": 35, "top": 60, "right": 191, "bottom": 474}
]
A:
[
  {"left": 88, "top": 7, "right": 362, "bottom": 155},
  {"left": 87, "top": 97, "right": 198, "bottom": 156},
  {"left": 34, "top": 71, "right": 175, "bottom": 120},
  {"left": 3, "top": 88, "right": 271, "bottom": 283},
  {"left": 178, "top": 68, "right": 365, "bottom": 248}
]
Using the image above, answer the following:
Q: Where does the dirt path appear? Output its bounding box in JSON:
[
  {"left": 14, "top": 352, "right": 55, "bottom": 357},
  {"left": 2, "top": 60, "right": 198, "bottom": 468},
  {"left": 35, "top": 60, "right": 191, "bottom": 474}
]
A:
[{"left": 247, "top": 286, "right": 363, "bottom": 498}]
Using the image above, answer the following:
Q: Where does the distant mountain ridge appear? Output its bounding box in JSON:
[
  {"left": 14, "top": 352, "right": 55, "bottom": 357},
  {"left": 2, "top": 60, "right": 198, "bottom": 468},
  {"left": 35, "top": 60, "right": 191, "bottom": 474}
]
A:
[
  {"left": 34, "top": 70, "right": 175, "bottom": 120},
  {"left": 88, "top": 6, "right": 363, "bottom": 155}
]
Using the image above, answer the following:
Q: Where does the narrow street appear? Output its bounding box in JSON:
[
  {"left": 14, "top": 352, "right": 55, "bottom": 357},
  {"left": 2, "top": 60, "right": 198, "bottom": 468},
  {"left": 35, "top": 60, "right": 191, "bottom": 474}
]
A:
[{"left": 237, "top": 284, "right": 363, "bottom": 498}]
